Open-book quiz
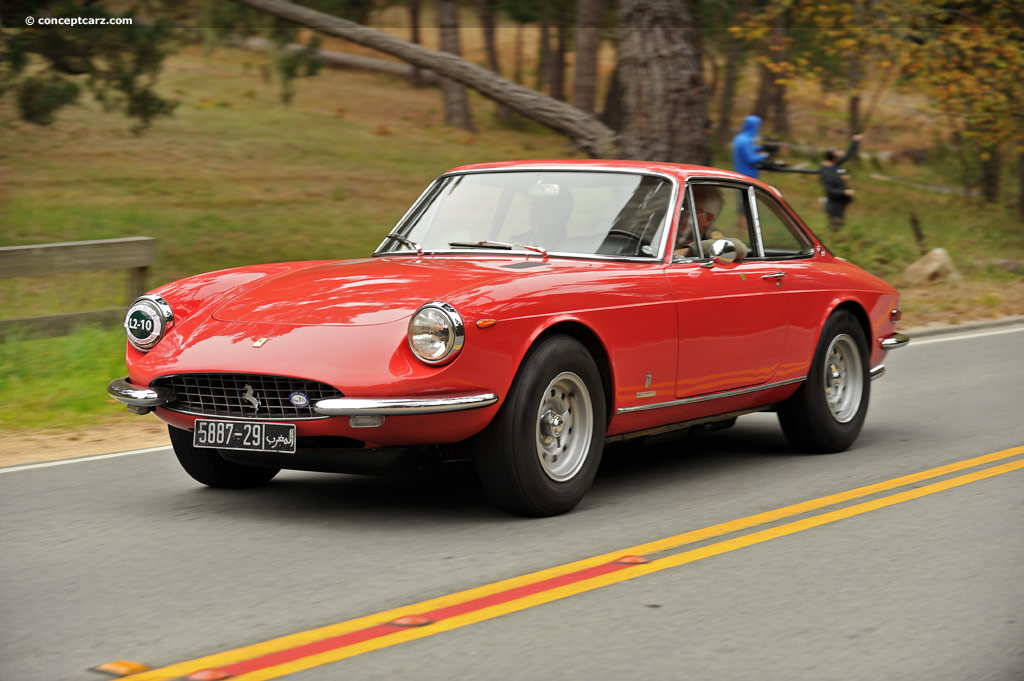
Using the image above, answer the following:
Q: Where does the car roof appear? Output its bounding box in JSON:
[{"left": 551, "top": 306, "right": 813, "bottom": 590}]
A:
[{"left": 445, "top": 159, "right": 775, "bottom": 191}]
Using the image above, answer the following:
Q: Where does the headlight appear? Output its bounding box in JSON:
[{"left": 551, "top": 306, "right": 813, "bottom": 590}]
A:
[
  {"left": 408, "top": 302, "right": 464, "bottom": 365},
  {"left": 124, "top": 294, "right": 174, "bottom": 352}
]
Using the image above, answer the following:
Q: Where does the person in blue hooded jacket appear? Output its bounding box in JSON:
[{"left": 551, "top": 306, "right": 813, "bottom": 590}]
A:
[{"left": 732, "top": 115, "right": 770, "bottom": 179}]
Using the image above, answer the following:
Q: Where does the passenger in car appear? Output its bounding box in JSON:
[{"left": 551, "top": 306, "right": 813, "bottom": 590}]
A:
[{"left": 674, "top": 185, "right": 749, "bottom": 261}]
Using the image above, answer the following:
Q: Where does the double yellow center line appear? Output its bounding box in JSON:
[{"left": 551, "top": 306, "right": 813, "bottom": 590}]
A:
[{"left": 119, "top": 446, "right": 1024, "bottom": 681}]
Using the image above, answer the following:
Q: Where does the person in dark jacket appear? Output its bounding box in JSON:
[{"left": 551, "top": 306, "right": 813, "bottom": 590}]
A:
[
  {"left": 732, "top": 115, "right": 770, "bottom": 179},
  {"left": 821, "top": 134, "right": 862, "bottom": 231}
]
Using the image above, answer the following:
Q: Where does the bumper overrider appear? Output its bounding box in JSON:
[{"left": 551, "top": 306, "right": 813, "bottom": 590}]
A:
[
  {"left": 106, "top": 377, "right": 498, "bottom": 416},
  {"left": 870, "top": 332, "right": 911, "bottom": 381}
]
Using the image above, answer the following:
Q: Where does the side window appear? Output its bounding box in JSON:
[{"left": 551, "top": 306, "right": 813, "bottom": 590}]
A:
[
  {"left": 754, "top": 192, "right": 813, "bottom": 258},
  {"left": 675, "top": 184, "right": 753, "bottom": 259}
]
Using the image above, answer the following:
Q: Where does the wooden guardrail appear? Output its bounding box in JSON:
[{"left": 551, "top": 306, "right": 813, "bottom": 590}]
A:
[{"left": 0, "top": 237, "right": 157, "bottom": 340}]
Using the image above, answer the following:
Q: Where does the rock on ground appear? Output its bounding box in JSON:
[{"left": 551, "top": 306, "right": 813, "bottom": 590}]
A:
[{"left": 902, "top": 247, "right": 962, "bottom": 286}]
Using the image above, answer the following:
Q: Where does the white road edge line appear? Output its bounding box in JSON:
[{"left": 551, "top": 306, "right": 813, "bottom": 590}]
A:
[
  {"left": 909, "top": 324, "right": 1024, "bottom": 347},
  {"left": 0, "top": 446, "right": 170, "bottom": 474}
]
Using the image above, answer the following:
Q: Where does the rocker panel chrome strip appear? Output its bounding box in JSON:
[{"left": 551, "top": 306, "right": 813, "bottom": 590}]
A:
[{"left": 617, "top": 377, "right": 806, "bottom": 415}]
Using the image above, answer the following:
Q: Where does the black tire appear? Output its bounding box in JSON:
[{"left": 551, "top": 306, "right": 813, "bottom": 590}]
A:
[
  {"left": 168, "top": 425, "right": 280, "bottom": 488},
  {"left": 474, "top": 335, "right": 607, "bottom": 516},
  {"left": 778, "top": 309, "right": 870, "bottom": 453}
]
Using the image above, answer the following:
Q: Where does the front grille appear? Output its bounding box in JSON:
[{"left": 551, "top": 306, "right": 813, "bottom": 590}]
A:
[{"left": 154, "top": 373, "right": 343, "bottom": 420}]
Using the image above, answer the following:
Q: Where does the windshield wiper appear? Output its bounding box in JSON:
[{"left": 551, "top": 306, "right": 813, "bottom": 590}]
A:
[
  {"left": 382, "top": 233, "right": 422, "bottom": 255},
  {"left": 448, "top": 240, "right": 548, "bottom": 256}
]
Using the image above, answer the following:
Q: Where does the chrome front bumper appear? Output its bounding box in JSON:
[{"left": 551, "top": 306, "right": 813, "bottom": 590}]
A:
[
  {"left": 107, "top": 377, "right": 498, "bottom": 416},
  {"left": 108, "top": 377, "right": 174, "bottom": 408},
  {"left": 313, "top": 394, "right": 498, "bottom": 416}
]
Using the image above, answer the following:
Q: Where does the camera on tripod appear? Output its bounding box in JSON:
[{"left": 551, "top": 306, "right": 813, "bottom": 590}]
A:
[{"left": 756, "top": 140, "right": 787, "bottom": 171}]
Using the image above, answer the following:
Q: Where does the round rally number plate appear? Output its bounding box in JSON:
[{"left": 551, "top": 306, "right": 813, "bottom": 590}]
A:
[{"left": 125, "top": 300, "right": 165, "bottom": 349}]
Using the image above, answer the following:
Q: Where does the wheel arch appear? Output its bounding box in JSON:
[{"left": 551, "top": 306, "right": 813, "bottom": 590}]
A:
[
  {"left": 831, "top": 299, "right": 872, "bottom": 348},
  {"left": 532, "top": 321, "right": 615, "bottom": 424}
]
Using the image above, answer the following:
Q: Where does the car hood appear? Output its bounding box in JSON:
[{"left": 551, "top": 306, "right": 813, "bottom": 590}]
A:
[{"left": 212, "top": 257, "right": 523, "bottom": 326}]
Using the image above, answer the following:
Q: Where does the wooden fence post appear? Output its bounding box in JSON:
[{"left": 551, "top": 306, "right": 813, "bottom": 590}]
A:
[{"left": 0, "top": 237, "right": 157, "bottom": 340}]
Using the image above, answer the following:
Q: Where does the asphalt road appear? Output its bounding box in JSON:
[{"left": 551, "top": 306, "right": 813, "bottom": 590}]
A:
[{"left": 2, "top": 325, "right": 1022, "bottom": 681}]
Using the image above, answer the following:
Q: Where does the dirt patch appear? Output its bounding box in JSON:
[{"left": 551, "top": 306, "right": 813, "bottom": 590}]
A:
[
  {"left": 0, "top": 419, "right": 169, "bottom": 468},
  {"left": 900, "top": 280, "right": 1024, "bottom": 328}
]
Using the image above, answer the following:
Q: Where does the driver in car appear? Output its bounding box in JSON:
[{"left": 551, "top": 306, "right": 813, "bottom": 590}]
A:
[{"left": 673, "top": 184, "right": 749, "bottom": 261}]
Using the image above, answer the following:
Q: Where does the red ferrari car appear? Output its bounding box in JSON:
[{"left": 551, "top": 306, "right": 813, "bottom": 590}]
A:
[{"left": 109, "top": 160, "right": 908, "bottom": 516}]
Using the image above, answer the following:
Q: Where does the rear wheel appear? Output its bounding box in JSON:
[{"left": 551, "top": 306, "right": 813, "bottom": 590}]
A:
[
  {"left": 168, "top": 425, "right": 279, "bottom": 488},
  {"left": 475, "top": 335, "right": 606, "bottom": 516},
  {"left": 778, "top": 310, "right": 870, "bottom": 453}
]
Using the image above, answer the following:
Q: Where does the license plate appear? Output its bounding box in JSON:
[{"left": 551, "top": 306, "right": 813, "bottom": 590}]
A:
[{"left": 193, "top": 419, "right": 296, "bottom": 454}]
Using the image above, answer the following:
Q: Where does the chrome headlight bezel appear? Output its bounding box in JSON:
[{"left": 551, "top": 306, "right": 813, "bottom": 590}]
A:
[
  {"left": 407, "top": 301, "right": 465, "bottom": 366},
  {"left": 124, "top": 294, "right": 174, "bottom": 352}
]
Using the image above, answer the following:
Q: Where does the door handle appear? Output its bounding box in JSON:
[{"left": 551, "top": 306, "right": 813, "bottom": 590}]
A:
[{"left": 761, "top": 271, "right": 786, "bottom": 288}]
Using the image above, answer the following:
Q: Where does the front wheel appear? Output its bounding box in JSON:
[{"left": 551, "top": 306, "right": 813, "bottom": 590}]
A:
[
  {"left": 168, "top": 425, "right": 280, "bottom": 488},
  {"left": 778, "top": 310, "right": 870, "bottom": 453},
  {"left": 475, "top": 335, "right": 607, "bottom": 516}
]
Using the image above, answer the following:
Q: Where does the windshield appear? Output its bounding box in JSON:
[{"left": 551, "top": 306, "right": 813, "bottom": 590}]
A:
[{"left": 378, "top": 170, "right": 674, "bottom": 259}]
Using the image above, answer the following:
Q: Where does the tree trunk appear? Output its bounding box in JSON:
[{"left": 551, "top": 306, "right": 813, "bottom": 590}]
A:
[
  {"left": 753, "top": 63, "right": 771, "bottom": 121},
  {"left": 1018, "top": 146, "right": 1024, "bottom": 221},
  {"left": 550, "top": 12, "right": 568, "bottom": 102},
  {"left": 478, "top": 0, "right": 510, "bottom": 123},
  {"left": 705, "top": 55, "right": 718, "bottom": 104},
  {"left": 716, "top": 43, "right": 740, "bottom": 149},
  {"left": 574, "top": 0, "right": 605, "bottom": 114},
  {"left": 537, "top": 10, "right": 550, "bottom": 93},
  {"left": 600, "top": 63, "right": 623, "bottom": 131},
  {"left": 407, "top": 0, "right": 423, "bottom": 88},
  {"left": 513, "top": 23, "right": 524, "bottom": 84},
  {"left": 847, "top": 0, "right": 864, "bottom": 134},
  {"left": 716, "top": 0, "right": 750, "bottom": 149},
  {"left": 769, "top": 10, "right": 788, "bottom": 136},
  {"left": 438, "top": 0, "right": 475, "bottom": 131},
  {"left": 229, "top": 0, "right": 639, "bottom": 158},
  {"left": 981, "top": 145, "right": 1002, "bottom": 203},
  {"left": 616, "top": 0, "right": 708, "bottom": 162}
]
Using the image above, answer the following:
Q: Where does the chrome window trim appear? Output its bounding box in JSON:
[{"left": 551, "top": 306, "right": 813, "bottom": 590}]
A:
[
  {"left": 684, "top": 181, "right": 702, "bottom": 258},
  {"left": 373, "top": 166, "right": 679, "bottom": 263},
  {"left": 748, "top": 185, "right": 765, "bottom": 258},
  {"left": 374, "top": 250, "right": 666, "bottom": 264},
  {"left": 617, "top": 376, "right": 806, "bottom": 415},
  {"left": 749, "top": 188, "right": 817, "bottom": 260},
  {"left": 675, "top": 178, "right": 760, "bottom": 262},
  {"left": 374, "top": 177, "right": 444, "bottom": 254}
]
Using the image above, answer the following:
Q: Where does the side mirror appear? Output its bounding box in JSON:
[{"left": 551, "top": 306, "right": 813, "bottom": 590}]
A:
[{"left": 700, "top": 239, "right": 737, "bottom": 267}]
